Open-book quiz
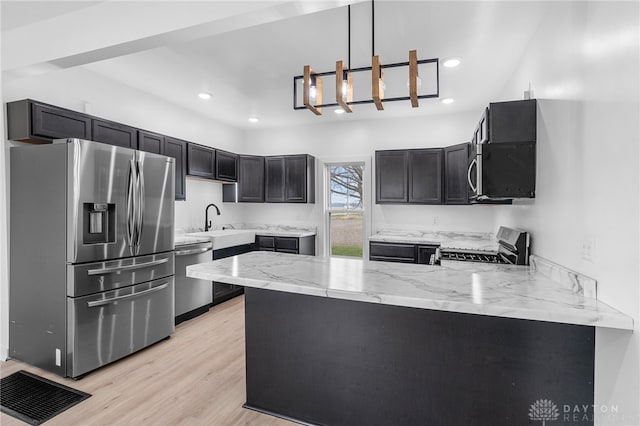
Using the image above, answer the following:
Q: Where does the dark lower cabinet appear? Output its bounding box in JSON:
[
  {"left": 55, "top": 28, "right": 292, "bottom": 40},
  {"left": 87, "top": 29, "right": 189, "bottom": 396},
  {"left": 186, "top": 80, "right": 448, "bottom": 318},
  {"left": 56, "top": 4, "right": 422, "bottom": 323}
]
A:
[
  {"left": 444, "top": 143, "right": 470, "bottom": 205},
  {"left": 238, "top": 155, "right": 265, "bottom": 202},
  {"left": 257, "top": 235, "right": 315, "bottom": 255},
  {"left": 408, "top": 149, "right": 443, "bottom": 204},
  {"left": 7, "top": 99, "right": 92, "bottom": 143},
  {"left": 211, "top": 243, "right": 253, "bottom": 305},
  {"left": 375, "top": 150, "right": 408, "bottom": 203},
  {"left": 370, "top": 241, "right": 439, "bottom": 265},
  {"left": 187, "top": 143, "right": 216, "bottom": 179},
  {"left": 138, "top": 130, "right": 164, "bottom": 154},
  {"left": 164, "top": 137, "right": 187, "bottom": 201},
  {"left": 93, "top": 119, "right": 137, "bottom": 149},
  {"left": 215, "top": 150, "right": 238, "bottom": 182}
]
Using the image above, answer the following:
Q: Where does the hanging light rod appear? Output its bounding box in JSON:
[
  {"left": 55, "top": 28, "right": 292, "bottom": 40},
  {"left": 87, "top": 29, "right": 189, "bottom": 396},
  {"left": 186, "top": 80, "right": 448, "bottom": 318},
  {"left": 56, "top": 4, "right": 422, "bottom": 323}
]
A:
[{"left": 294, "top": 1, "right": 440, "bottom": 114}]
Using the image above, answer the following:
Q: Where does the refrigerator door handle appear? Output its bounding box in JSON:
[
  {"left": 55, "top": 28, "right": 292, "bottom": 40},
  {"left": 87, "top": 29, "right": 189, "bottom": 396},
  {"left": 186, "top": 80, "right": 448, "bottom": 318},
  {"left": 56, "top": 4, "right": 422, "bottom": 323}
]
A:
[
  {"left": 86, "top": 258, "right": 170, "bottom": 275},
  {"left": 127, "top": 160, "right": 136, "bottom": 250},
  {"left": 86, "top": 282, "right": 169, "bottom": 308},
  {"left": 137, "top": 160, "right": 145, "bottom": 250}
]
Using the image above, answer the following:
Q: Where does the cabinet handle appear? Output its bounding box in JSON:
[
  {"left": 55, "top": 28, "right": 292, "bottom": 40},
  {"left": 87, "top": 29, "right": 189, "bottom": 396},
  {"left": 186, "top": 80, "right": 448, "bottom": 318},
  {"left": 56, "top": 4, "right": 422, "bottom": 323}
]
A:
[
  {"left": 467, "top": 158, "right": 477, "bottom": 193},
  {"left": 87, "top": 283, "right": 169, "bottom": 307}
]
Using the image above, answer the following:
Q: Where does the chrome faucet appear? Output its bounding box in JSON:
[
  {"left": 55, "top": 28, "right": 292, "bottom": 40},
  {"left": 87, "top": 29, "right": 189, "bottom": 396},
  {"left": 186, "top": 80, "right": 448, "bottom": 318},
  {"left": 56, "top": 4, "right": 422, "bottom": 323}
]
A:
[{"left": 204, "top": 203, "right": 220, "bottom": 232}]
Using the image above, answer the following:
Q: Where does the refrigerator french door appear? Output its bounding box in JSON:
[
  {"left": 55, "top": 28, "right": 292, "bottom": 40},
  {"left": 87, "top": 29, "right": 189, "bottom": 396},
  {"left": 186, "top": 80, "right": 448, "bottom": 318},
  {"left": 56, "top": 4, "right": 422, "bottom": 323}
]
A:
[{"left": 10, "top": 138, "right": 175, "bottom": 378}]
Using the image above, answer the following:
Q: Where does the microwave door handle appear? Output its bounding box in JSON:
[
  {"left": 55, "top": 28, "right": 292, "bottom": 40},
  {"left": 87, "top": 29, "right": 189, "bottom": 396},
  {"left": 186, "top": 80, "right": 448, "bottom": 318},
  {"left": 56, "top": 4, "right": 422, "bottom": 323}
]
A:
[
  {"left": 86, "top": 282, "right": 169, "bottom": 307},
  {"left": 467, "top": 158, "right": 477, "bottom": 192}
]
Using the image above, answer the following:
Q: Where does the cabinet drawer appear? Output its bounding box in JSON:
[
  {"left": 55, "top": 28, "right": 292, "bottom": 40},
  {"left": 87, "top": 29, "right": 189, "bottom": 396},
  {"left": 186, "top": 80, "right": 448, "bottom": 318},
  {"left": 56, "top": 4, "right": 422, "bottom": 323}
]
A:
[
  {"left": 369, "top": 242, "right": 416, "bottom": 262},
  {"left": 275, "top": 237, "right": 298, "bottom": 252},
  {"left": 257, "top": 236, "right": 275, "bottom": 248}
]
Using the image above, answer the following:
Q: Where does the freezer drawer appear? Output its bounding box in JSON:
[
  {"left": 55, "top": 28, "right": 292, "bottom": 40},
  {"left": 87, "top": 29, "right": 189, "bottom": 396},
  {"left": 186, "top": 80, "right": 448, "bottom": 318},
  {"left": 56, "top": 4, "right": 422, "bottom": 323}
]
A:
[
  {"left": 67, "top": 277, "right": 175, "bottom": 378},
  {"left": 67, "top": 252, "right": 174, "bottom": 297}
]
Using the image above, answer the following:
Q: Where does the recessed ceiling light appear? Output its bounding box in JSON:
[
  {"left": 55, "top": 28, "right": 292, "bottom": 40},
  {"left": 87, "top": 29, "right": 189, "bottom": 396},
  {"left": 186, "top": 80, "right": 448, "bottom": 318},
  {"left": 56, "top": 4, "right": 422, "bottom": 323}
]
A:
[
  {"left": 441, "top": 98, "right": 455, "bottom": 104},
  {"left": 198, "top": 92, "right": 212, "bottom": 100},
  {"left": 248, "top": 117, "right": 259, "bottom": 123},
  {"left": 442, "top": 58, "right": 461, "bottom": 68},
  {"left": 334, "top": 108, "right": 346, "bottom": 115}
]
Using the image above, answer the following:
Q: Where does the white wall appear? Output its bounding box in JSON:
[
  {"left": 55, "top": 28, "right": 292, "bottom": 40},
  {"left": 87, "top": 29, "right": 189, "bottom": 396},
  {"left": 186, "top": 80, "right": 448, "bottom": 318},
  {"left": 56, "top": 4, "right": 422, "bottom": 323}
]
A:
[
  {"left": 243, "top": 112, "right": 500, "bottom": 253},
  {"left": 0, "top": 67, "right": 246, "bottom": 360},
  {"left": 493, "top": 2, "right": 640, "bottom": 423}
]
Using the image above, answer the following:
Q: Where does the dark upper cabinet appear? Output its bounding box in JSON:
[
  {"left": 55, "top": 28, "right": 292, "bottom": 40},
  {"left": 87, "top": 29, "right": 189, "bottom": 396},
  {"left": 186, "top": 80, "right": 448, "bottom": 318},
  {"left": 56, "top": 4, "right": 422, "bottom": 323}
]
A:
[
  {"left": 137, "top": 130, "right": 164, "bottom": 154},
  {"left": 93, "top": 119, "right": 137, "bottom": 149},
  {"left": 238, "top": 155, "right": 265, "bottom": 202},
  {"left": 265, "top": 157, "right": 285, "bottom": 202},
  {"left": 408, "top": 149, "right": 443, "bottom": 204},
  {"left": 7, "top": 99, "right": 92, "bottom": 143},
  {"left": 444, "top": 143, "right": 470, "bottom": 205},
  {"left": 487, "top": 99, "right": 536, "bottom": 144},
  {"left": 215, "top": 150, "right": 238, "bottom": 182},
  {"left": 265, "top": 155, "right": 315, "bottom": 203},
  {"left": 164, "top": 137, "right": 187, "bottom": 201},
  {"left": 187, "top": 143, "right": 216, "bottom": 179},
  {"left": 375, "top": 150, "right": 408, "bottom": 203}
]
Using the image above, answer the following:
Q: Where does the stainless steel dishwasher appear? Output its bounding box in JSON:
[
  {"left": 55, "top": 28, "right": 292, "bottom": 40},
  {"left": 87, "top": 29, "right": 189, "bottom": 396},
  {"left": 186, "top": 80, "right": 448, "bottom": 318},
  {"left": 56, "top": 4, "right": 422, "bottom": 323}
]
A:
[{"left": 175, "top": 240, "right": 213, "bottom": 324}]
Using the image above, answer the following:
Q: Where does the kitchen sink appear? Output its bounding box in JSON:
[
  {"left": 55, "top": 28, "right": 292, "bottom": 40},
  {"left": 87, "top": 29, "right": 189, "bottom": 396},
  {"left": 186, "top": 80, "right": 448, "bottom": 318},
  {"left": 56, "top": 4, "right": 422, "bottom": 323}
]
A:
[{"left": 185, "top": 229, "right": 256, "bottom": 250}]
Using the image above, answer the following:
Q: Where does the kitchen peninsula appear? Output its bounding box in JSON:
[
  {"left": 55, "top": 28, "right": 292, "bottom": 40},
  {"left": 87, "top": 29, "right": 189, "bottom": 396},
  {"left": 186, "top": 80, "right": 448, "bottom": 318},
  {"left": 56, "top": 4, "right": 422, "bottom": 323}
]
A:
[{"left": 188, "top": 252, "right": 632, "bottom": 426}]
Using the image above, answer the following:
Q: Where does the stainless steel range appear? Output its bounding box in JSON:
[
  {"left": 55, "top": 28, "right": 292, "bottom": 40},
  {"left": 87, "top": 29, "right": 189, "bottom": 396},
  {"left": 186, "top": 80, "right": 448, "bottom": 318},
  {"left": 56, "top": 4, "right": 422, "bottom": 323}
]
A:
[
  {"left": 10, "top": 138, "right": 175, "bottom": 378},
  {"left": 439, "top": 226, "right": 530, "bottom": 265}
]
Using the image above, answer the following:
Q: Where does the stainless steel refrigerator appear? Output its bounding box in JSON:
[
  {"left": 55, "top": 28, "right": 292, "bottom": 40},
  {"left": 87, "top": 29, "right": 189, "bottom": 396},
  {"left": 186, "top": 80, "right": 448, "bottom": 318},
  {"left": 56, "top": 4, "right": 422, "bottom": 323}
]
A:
[{"left": 10, "top": 138, "right": 175, "bottom": 378}]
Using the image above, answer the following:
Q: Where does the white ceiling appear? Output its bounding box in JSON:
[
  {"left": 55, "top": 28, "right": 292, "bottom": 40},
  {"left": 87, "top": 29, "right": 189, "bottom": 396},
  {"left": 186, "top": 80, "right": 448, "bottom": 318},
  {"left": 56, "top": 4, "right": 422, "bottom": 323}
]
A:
[{"left": 2, "top": 1, "right": 551, "bottom": 129}]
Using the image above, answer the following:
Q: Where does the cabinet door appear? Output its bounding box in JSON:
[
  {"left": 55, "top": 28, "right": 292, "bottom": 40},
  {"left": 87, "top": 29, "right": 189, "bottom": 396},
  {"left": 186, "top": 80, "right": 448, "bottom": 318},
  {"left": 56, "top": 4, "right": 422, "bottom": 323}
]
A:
[
  {"left": 238, "top": 155, "right": 265, "bottom": 202},
  {"left": 164, "top": 137, "right": 187, "bottom": 201},
  {"left": 187, "top": 143, "right": 216, "bottom": 179},
  {"left": 215, "top": 150, "right": 238, "bottom": 182},
  {"left": 31, "top": 103, "right": 91, "bottom": 141},
  {"left": 93, "top": 119, "right": 137, "bottom": 149},
  {"left": 444, "top": 143, "right": 470, "bottom": 205},
  {"left": 137, "top": 131, "right": 164, "bottom": 154},
  {"left": 417, "top": 245, "right": 439, "bottom": 265},
  {"left": 285, "top": 156, "right": 307, "bottom": 202},
  {"left": 265, "top": 157, "right": 285, "bottom": 202},
  {"left": 408, "top": 149, "right": 443, "bottom": 204},
  {"left": 488, "top": 99, "right": 536, "bottom": 143},
  {"left": 376, "top": 150, "right": 408, "bottom": 203}
]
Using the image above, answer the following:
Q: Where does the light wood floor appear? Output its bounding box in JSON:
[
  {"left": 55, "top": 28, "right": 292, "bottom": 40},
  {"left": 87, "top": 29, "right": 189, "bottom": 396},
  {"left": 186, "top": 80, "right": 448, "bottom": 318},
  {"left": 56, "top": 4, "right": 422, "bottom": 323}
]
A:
[{"left": 0, "top": 296, "right": 293, "bottom": 426}]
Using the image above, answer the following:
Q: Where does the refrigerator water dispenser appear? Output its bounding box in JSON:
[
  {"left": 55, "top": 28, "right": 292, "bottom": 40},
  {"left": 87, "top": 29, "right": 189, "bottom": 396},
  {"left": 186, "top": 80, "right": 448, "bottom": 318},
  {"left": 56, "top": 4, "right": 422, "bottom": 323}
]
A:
[{"left": 83, "top": 203, "right": 115, "bottom": 244}]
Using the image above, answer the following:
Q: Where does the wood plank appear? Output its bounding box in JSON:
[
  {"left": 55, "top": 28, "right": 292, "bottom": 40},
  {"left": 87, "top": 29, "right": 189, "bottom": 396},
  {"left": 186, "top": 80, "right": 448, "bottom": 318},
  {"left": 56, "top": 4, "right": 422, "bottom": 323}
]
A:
[
  {"left": 0, "top": 296, "right": 293, "bottom": 426},
  {"left": 303, "top": 65, "right": 322, "bottom": 115},
  {"left": 372, "top": 55, "right": 384, "bottom": 111},
  {"left": 335, "top": 60, "right": 353, "bottom": 113},
  {"left": 409, "top": 50, "right": 419, "bottom": 108}
]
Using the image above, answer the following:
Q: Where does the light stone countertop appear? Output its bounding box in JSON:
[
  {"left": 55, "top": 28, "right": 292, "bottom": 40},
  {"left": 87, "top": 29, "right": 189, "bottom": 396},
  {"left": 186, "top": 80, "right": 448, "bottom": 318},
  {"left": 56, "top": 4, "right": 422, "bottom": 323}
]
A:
[
  {"left": 369, "top": 229, "right": 500, "bottom": 252},
  {"left": 187, "top": 251, "right": 633, "bottom": 330},
  {"left": 223, "top": 223, "right": 316, "bottom": 238},
  {"left": 174, "top": 235, "right": 211, "bottom": 247}
]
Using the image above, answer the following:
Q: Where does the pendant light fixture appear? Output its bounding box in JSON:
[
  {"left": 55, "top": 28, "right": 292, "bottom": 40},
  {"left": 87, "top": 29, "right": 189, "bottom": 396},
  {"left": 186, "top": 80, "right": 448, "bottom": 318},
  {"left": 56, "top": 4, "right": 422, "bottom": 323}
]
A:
[{"left": 295, "top": 1, "right": 440, "bottom": 114}]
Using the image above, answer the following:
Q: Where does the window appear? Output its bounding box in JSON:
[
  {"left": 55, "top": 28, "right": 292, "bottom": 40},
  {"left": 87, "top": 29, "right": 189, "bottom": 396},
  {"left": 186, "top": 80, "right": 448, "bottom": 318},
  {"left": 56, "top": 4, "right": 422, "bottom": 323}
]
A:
[{"left": 327, "top": 163, "right": 364, "bottom": 258}]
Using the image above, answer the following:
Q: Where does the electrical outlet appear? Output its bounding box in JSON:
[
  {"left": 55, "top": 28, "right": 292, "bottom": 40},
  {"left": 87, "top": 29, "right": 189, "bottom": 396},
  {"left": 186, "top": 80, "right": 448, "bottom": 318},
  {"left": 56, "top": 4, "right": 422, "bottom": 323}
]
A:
[
  {"left": 581, "top": 236, "right": 595, "bottom": 262},
  {"left": 433, "top": 216, "right": 439, "bottom": 226}
]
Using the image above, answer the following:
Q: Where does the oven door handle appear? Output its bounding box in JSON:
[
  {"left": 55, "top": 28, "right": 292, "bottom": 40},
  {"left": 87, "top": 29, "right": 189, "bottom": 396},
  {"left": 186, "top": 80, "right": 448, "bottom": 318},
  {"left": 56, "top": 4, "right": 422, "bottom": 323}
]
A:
[
  {"left": 87, "top": 258, "right": 169, "bottom": 275},
  {"left": 467, "top": 158, "right": 477, "bottom": 193},
  {"left": 87, "top": 283, "right": 169, "bottom": 308}
]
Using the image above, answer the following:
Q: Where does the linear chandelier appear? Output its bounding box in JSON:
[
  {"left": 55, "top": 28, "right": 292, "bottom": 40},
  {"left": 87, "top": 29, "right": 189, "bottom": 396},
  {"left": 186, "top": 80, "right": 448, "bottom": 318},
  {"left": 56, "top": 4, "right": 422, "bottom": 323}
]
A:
[{"left": 293, "top": 0, "right": 439, "bottom": 115}]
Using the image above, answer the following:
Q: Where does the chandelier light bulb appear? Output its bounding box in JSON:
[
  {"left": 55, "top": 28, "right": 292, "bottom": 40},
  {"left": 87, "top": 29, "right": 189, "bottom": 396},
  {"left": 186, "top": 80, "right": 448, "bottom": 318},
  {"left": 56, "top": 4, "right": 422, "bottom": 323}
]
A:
[{"left": 309, "top": 85, "right": 317, "bottom": 101}]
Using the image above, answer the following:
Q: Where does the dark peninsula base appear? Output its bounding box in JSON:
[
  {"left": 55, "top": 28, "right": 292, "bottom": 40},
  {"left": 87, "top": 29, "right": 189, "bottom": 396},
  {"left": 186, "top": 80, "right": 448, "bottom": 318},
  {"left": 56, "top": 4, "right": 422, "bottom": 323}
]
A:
[{"left": 243, "top": 288, "right": 595, "bottom": 426}]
